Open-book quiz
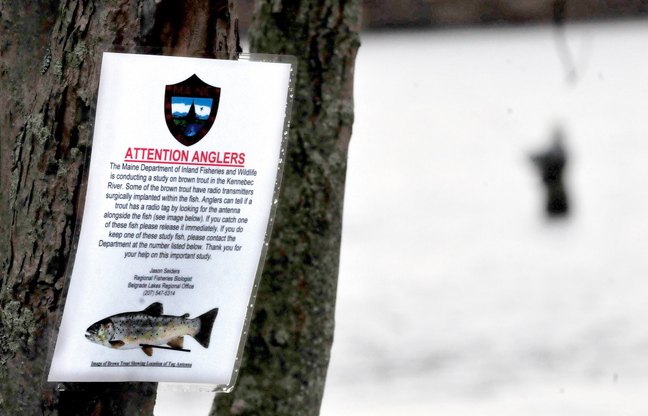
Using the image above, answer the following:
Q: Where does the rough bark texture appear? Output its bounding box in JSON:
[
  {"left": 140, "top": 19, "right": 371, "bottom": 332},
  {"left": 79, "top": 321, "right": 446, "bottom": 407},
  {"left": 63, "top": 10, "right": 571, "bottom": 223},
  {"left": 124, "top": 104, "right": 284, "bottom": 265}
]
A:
[
  {"left": 0, "top": 1, "right": 239, "bottom": 415},
  {"left": 213, "top": 1, "right": 360, "bottom": 415}
]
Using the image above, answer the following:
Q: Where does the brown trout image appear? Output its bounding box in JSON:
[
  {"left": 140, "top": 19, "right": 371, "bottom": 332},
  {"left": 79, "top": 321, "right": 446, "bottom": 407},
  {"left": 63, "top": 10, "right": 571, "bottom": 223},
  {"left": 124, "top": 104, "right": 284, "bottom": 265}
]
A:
[{"left": 85, "top": 302, "right": 218, "bottom": 356}]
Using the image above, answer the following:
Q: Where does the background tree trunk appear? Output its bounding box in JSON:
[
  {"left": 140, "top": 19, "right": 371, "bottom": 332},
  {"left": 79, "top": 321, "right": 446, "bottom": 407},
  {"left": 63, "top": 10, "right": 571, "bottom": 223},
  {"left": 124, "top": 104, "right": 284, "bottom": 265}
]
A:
[
  {"left": 0, "top": 1, "right": 238, "bottom": 414},
  {"left": 213, "top": 1, "right": 360, "bottom": 415}
]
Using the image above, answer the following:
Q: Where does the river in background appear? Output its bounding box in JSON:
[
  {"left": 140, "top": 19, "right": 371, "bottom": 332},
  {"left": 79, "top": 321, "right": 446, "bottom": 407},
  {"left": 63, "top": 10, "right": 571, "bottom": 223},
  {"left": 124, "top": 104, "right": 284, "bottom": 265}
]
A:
[{"left": 156, "top": 19, "right": 648, "bottom": 415}]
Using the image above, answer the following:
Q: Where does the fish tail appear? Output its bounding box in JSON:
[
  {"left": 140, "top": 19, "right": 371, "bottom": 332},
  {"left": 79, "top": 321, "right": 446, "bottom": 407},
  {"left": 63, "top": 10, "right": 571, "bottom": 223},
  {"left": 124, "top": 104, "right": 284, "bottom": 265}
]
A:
[{"left": 193, "top": 308, "right": 218, "bottom": 348}]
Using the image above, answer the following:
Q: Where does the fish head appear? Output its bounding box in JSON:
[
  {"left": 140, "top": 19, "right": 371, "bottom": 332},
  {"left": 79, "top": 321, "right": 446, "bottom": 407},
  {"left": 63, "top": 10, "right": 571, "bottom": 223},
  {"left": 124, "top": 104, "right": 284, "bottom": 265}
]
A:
[{"left": 85, "top": 318, "right": 115, "bottom": 347}]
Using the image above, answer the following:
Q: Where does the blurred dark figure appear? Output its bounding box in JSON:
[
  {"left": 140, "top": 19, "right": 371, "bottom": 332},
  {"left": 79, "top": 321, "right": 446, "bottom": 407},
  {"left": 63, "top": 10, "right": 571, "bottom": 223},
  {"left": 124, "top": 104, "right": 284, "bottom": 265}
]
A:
[{"left": 531, "top": 129, "right": 569, "bottom": 216}]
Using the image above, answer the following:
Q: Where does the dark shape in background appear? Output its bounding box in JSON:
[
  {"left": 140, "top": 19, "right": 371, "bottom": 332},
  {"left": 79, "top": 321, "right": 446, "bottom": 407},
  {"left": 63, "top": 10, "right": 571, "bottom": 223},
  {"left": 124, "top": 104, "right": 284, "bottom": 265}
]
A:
[{"left": 531, "top": 128, "right": 570, "bottom": 216}]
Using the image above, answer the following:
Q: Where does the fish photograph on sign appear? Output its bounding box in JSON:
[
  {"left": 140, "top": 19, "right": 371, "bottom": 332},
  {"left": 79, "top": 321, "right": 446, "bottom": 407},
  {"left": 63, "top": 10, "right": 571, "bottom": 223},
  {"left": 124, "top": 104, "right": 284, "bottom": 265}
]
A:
[{"left": 85, "top": 302, "right": 218, "bottom": 357}]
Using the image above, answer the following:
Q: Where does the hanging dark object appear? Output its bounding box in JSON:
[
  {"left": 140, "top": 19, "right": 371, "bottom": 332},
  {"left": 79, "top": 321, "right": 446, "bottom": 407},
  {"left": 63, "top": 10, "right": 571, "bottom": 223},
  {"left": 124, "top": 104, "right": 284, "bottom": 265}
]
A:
[
  {"left": 552, "top": 0, "right": 577, "bottom": 83},
  {"left": 531, "top": 128, "right": 570, "bottom": 216}
]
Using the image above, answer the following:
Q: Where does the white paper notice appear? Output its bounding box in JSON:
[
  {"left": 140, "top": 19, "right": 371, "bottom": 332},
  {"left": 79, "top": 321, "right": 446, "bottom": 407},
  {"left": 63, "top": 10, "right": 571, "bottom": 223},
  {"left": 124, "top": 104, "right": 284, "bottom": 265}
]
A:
[{"left": 48, "top": 52, "right": 292, "bottom": 387}]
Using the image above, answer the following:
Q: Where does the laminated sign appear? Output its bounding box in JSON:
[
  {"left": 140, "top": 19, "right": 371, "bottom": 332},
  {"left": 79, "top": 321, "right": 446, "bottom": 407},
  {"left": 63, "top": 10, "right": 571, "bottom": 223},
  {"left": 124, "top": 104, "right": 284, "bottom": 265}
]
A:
[{"left": 48, "top": 52, "right": 295, "bottom": 391}]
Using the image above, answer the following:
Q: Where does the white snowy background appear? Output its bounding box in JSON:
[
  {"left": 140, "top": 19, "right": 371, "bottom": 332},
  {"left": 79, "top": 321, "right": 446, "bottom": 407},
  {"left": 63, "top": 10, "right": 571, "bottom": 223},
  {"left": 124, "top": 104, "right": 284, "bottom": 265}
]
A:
[{"left": 156, "top": 19, "right": 648, "bottom": 415}]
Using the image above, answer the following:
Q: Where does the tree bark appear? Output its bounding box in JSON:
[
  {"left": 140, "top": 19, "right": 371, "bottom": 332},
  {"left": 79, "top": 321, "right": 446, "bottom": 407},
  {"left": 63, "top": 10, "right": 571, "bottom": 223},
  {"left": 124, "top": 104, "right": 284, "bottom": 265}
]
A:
[
  {"left": 0, "top": 1, "right": 239, "bottom": 414},
  {"left": 213, "top": 1, "right": 360, "bottom": 415}
]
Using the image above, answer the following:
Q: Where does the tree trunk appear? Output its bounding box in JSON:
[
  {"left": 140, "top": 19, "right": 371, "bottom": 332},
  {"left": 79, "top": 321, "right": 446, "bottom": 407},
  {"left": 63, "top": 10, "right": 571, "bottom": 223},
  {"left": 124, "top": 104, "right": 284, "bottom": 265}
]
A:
[
  {"left": 0, "top": 1, "right": 239, "bottom": 414},
  {"left": 213, "top": 1, "right": 360, "bottom": 415}
]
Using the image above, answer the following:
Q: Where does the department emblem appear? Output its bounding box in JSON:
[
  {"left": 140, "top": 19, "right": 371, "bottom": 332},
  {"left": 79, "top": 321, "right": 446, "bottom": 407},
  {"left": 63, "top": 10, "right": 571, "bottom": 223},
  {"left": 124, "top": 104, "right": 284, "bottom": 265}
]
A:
[{"left": 164, "top": 74, "right": 221, "bottom": 146}]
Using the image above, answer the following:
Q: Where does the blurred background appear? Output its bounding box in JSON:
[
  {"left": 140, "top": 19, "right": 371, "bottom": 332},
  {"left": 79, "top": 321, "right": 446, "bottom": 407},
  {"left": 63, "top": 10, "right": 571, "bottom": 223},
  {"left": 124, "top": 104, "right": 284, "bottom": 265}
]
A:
[
  {"left": 235, "top": 0, "right": 648, "bottom": 29},
  {"left": 158, "top": 2, "right": 648, "bottom": 414}
]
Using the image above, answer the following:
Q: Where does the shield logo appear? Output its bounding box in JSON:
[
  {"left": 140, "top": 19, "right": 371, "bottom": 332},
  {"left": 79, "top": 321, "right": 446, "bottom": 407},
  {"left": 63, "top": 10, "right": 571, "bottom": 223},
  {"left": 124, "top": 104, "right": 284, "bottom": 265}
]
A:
[{"left": 164, "top": 74, "right": 221, "bottom": 146}]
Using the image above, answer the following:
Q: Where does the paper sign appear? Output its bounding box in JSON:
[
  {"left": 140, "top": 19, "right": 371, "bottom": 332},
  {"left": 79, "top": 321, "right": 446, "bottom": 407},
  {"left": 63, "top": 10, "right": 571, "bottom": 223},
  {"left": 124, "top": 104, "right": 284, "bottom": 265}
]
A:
[{"left": 47, "top": 52, "right": 294, "bottom": 390}]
